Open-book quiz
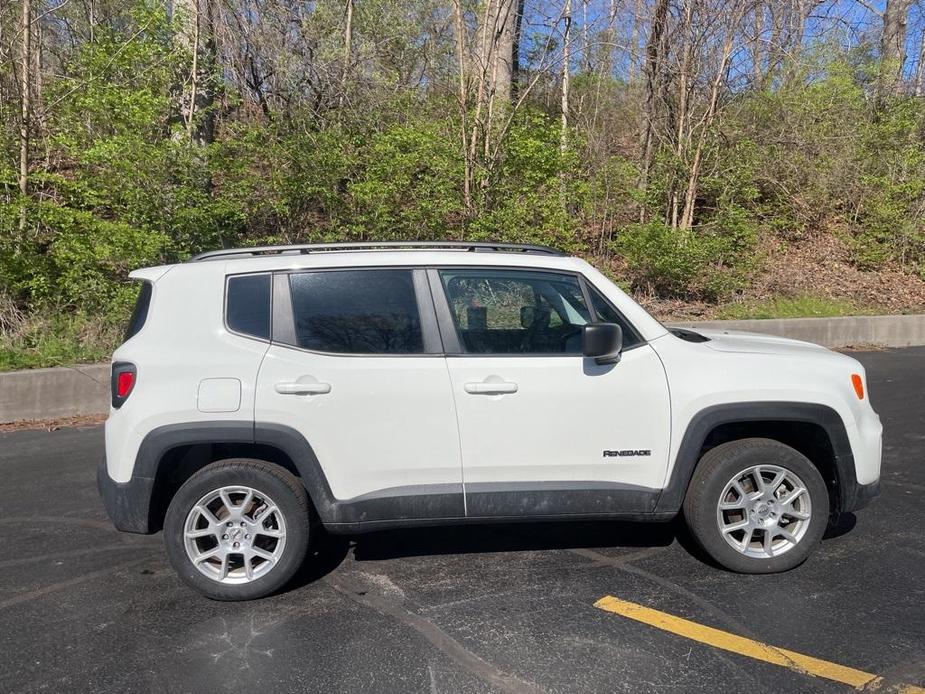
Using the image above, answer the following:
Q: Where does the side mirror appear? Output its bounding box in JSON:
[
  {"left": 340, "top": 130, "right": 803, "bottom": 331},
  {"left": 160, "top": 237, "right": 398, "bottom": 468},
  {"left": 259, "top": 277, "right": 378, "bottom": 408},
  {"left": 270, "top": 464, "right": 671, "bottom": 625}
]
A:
[{"left": 582, "top": 323, "right": 623, "bottom": 364}]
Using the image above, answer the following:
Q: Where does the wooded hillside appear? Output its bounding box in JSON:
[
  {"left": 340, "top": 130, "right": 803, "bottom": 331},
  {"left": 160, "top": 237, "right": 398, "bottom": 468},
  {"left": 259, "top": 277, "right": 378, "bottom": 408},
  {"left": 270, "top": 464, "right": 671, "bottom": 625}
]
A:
[{"left": 2, "top": 0, "right": 925, "bottom": 367}]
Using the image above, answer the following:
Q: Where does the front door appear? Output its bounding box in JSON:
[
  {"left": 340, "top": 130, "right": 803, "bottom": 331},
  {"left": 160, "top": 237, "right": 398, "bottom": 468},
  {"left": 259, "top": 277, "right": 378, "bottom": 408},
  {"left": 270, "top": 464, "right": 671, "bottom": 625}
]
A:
[
  {"left": 433, "top": 267, "right": 671, "bottom": 517},
  {"left": 255, "top": 268, "right": 463, "bottom": 523}
]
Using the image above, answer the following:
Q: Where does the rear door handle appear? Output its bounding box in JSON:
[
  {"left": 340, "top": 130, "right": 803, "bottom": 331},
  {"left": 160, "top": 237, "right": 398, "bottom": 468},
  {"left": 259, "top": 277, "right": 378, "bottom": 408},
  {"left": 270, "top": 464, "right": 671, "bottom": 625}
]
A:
[
  {"left": 464, "top": 381, "right": 518, "bottom": 395},
  {"left": 275, "top": 382, "right": 331, "bottom": 395}
]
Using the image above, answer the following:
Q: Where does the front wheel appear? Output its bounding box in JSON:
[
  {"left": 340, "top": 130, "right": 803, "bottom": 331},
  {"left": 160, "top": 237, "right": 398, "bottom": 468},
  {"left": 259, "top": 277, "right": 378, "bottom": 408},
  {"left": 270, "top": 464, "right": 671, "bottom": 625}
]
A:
[
  {"left": 164, "top": 459, "right": 310, "bottom": 600},
  {"left": 682, "top": 438, "right": 829, "bottom": 573}
]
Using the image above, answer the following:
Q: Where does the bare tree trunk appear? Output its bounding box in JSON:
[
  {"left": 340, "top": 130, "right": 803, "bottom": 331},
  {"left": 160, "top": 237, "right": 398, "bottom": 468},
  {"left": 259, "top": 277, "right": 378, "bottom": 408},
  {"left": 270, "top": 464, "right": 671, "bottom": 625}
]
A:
[
  {"left": 493, "top": 0, "right": 516, "bottom": 105},
  {"left": 637, "top": 0, "right": 669, "bottom": 220},
  {"left": 561, "top": 0, "right": 572, "bottom": 206},
  {"left": 581, "top": 0, "right": 590, "bottom": 72},
  {"left": 600, "top": 0, "right": 618, "bottom": 77},
  {"left": 876, "top": 0, "right": 913, "bottom": 105},
  {"left": 511, "top": 0, "right": 525, "bottom": 98},
  {"left": 670, "top": 0, "right": 693, "bottom": 230},
  {"left": 628, "top": 0, "right": 644, "bottom": 80},
  {"left": 18, "top": 0, "right": 31, "bottom": 232},
  {"left": 751, "top": 3, "right": 764, "bottom": 86},
  {"left": 177, "top": 0, "right": 216, "bottom": 145},
  {"left": 680, "top": 27, "right": 736, "bottom": 231},
  {"left": 453, "top": 0, "right": 473, "bottom": 211},
  {"left": 915, "top": 27, "right": 925, "bottom": 97},
  {"left": 561, "top": 0, "right": 571, "bottom": 154},
  {"left": 186, "top": 0, "right": 200, "bottom": 141},
  {"left": 468, "top": 0, "right": 494, "bottom": 193},
  {"left": 338, "top": 0, "right": 353, "bottom": 109}
]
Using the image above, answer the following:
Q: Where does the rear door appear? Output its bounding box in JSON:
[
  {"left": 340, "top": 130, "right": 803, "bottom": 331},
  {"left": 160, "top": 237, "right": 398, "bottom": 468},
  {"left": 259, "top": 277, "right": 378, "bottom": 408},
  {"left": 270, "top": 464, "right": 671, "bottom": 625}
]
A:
[
  {"left": 255, "top": 268, "right": 463, "bottom": 523},
  {"left": 432, "top": 267, "right": 671, "bottom": 518}
]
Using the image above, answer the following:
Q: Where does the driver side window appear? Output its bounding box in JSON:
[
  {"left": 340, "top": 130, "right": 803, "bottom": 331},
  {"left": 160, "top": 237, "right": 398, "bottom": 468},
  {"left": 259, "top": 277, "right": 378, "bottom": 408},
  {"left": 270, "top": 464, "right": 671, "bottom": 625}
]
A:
[{"left": 439, "top": 269, "right": 591, "bottom": 354}]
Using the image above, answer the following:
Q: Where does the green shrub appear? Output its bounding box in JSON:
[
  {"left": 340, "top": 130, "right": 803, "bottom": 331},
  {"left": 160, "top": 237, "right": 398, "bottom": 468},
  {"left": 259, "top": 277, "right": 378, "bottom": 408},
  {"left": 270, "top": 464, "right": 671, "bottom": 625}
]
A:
[{"left": 615, "top": 215, "right": 757, "bottom": 300}]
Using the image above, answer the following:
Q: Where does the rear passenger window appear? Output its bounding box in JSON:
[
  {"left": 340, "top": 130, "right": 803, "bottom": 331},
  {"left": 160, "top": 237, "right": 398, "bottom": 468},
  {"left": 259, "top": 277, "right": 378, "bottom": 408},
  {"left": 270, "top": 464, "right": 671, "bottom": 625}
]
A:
[
  {"left": 226, "top": 274, "right": 271, "bottom": 340},
  {"left": 288, "top": 270, "right": 423, "bottom": 354}
]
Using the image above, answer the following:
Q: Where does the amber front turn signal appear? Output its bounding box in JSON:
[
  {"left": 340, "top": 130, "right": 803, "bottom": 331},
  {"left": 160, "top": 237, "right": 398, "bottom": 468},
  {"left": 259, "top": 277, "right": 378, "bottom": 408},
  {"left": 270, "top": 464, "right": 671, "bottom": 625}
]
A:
[{"left": 851, "top": 373, "right": 864, "bottom": 400}]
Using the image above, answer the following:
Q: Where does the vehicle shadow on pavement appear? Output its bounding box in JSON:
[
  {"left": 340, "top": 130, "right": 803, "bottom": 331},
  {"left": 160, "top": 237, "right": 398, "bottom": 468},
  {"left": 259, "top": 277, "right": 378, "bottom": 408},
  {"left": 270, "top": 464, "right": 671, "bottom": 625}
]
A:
[
  {"left": 348, "top": 519, "right": 678, "bottom": 561},
  {"left": 282, "top": 520, "right": 682, "bottom": 592},
  {"left": 284, "top": 513, "right": 859, "bottom": 592},
  {"left": 823, "top": 511, "right": 857, "bottom": 539}
]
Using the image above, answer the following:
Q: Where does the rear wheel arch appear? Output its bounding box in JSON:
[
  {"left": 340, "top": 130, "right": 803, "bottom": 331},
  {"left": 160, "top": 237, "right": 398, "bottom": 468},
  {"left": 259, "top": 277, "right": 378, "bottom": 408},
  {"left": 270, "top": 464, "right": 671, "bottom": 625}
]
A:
[
  {"left": 657, "top": 402, "right": 856, "bottom": 516},
  {"left": 137, "top": 422, "right": 336, "bottom": 532}
]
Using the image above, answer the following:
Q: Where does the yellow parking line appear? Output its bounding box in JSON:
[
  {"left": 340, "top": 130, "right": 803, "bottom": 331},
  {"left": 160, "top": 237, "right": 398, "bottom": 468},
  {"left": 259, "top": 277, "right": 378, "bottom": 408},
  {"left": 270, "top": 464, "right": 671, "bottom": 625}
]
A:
[{"left": 594, "top": 595, "right": 925, "bottom": 693}]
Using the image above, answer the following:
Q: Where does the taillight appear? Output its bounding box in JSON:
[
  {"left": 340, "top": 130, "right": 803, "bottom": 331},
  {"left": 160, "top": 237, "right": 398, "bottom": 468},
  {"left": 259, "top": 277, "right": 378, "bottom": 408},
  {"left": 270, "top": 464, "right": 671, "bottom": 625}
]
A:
[{"left": 111, "top": 362, "right": 137, "bottom": 408}]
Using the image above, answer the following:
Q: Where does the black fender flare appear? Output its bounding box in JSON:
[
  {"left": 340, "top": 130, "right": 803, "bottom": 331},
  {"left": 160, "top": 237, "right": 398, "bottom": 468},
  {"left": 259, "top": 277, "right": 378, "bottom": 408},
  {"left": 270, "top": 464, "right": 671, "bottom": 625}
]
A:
[
  {"left": 653, "top": 401, "right": 861, "bottom": 515},
  {"left": 130, "top": 421, "right": 340, "bottom": 522},
  {"left": 114, "top": 421, "right": 462, "bottom": 531}
]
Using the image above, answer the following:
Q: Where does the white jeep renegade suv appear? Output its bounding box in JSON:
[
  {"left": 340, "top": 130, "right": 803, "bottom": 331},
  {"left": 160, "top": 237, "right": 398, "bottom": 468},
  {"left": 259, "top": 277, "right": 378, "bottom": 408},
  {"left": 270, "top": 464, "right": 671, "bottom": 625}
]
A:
[{"left": 98, "top": 242, "right": 882, "bottom": 600}]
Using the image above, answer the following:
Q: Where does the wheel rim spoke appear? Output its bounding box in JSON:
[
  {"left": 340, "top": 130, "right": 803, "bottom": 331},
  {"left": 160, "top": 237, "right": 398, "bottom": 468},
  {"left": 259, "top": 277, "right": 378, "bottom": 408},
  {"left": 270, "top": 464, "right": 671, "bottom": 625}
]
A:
[
  {"left": 783, "top": 508, "right": 810, "bottom": 520},
  {"left": 722, "top": 519, "right": 750, "bottom": 534},
  {"left": 778, "top": 487, "right": 806, "bottom": 507},
  {"left": 767, "top": 470, "right": 786, "bottom": 496},
  {"left": 251, "top": 547, "right": 276, "bottom": 563},
  {"left": 195, "top": 504, "right": 220, "bottom": 526},
  {"left": 183, "top": 484, "right": 288, "bottom": 585},
  {"left": 219, "top": 490, "right": 235, "bottom": 515},
  {"left": 716, "top": 463, "right": 812, "bottom": 560},
  {"left": 762, "top": 529, "right": 773, "bottom": 555}
]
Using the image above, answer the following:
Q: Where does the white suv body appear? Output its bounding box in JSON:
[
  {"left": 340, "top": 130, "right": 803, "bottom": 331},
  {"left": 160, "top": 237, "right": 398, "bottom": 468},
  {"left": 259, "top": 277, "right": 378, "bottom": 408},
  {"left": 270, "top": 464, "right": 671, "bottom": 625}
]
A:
[{"left": 99, "top": 243, "right": 881, "bottom": 599}]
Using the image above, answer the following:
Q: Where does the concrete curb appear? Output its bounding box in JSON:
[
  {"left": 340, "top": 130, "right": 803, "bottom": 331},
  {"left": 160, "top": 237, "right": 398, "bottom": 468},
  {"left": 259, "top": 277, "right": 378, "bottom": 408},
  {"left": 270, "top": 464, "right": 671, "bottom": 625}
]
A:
[
  {"left": 1, "top": 314, "right": 923, "bottom": 423},
  {"left": 0, "top": 364, "right": 110, "bottom": 423}
]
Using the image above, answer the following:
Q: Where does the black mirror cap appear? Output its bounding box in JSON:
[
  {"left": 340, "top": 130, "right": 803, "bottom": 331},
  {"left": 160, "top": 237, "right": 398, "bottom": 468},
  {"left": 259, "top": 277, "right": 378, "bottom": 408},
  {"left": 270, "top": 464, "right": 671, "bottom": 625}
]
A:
[{"left": 582, "top": 323, "right": 623, "bottom": 364}]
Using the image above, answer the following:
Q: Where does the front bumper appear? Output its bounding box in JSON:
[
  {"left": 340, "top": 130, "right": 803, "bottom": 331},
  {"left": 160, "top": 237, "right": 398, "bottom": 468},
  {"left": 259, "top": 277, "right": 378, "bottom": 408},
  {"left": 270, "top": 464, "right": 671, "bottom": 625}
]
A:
[{"left": 97, "top": 460, "right": 155, "bottom": 534}]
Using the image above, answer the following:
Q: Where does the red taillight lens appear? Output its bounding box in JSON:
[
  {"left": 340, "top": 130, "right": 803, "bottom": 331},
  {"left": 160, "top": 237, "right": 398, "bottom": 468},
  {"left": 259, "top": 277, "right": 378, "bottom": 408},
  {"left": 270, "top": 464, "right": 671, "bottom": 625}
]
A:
[
  {"left": 116, "top": 371, "right": 135, "bottom": 398},
  {"left": 111, "top": 363, "right": 136, "bottom": 408}
]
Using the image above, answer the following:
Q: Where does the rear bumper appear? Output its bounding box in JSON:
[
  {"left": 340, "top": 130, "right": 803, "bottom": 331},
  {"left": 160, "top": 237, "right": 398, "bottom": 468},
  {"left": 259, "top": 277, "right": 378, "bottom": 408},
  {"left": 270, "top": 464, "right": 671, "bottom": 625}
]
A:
[{"left": 97, "top": 460, "right": 155, "bottom": 534}]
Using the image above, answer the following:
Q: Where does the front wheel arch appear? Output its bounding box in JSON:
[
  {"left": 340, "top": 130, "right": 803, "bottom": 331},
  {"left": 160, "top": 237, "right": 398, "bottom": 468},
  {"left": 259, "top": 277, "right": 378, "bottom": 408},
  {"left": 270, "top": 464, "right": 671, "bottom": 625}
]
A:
[{"left": 656, "top": 402, "right": 855, "bottom": 517}]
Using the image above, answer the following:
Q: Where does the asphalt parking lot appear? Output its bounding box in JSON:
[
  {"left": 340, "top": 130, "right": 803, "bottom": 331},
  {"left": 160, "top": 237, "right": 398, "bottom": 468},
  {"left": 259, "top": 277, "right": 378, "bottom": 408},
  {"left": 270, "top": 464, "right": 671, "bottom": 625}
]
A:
[{"left": 1, "top": 348, "right": 923, "bottom": 694}]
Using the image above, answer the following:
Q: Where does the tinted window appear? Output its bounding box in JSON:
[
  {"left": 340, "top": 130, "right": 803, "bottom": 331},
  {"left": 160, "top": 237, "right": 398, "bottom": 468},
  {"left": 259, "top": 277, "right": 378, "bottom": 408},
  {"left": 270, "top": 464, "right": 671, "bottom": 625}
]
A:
[
  {"left": 125, "top": 281, "right": 152, "bottom": 341},
  {"left": 227, "top": 274, "right": 271, "bottom": 339},
  {"left": 288, "top": 270, "right": 423, "bottom": 354},
  {"left": 587, "top": 285, "right": 641, "bottom": 348},
  {"left": 440, "top": 269, "right": 590, "bottom": 354}
]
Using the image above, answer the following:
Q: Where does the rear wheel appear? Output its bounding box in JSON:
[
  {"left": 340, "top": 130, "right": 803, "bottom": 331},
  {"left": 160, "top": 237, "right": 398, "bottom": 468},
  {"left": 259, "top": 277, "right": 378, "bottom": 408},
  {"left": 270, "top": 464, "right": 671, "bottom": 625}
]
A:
[
  {"left": 164, "top": 459, "right": 310, "bottom": 600},
  {"left": 682, "top": 438, "right": 829, "bottom": 573}
]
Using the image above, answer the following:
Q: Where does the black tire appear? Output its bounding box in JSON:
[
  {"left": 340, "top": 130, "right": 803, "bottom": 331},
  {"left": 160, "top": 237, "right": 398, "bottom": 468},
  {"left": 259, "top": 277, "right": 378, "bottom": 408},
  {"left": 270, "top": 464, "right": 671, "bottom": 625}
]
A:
[
  {"left": 164, "top": 459, "right": 310, "bottom": 600},
  {"left": 682, "top": 438, "right": 829, "bottom": 574}
]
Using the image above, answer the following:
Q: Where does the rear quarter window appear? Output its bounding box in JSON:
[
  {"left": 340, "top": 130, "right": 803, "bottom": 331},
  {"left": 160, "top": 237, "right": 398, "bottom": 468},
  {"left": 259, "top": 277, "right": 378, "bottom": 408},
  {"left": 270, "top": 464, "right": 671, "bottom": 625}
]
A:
[
  {"left": 226, "top": 274, "right": 272, "bottom": 340},
  {"left": 124, "top": 281, "right": 152, "bottom": 341}
]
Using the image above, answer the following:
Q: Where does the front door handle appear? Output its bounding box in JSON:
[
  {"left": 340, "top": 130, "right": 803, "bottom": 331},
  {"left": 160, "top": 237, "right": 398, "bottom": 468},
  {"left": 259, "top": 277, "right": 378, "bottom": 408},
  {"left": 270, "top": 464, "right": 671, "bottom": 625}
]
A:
[
  {"left": 275, "top": 381, "right": 331, "bottom": 395},
  {"left": 464, "top": 381, "right": 518, "bottom": 395}
]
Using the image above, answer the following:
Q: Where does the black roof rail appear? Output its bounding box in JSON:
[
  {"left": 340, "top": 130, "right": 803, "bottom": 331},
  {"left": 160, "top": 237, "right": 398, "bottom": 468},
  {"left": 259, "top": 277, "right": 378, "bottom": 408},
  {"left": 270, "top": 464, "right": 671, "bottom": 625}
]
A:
[{"left": 189, "top": 241, "right": 567, "bottom": 262}]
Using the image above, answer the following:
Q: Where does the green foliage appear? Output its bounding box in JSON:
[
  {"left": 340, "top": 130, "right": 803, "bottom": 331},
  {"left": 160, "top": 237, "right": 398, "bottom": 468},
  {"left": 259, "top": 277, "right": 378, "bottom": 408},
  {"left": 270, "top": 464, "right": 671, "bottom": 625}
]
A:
[
  {"left": 615, "top": 214, "right": 757, "bottom": 301},
  {"left": 2, "top": 3, "right": 925, "bottom": 369},
  {"left": 717, "top": 295, "right": 871, "bottom": 320},
  {"left": 0, "top": 312, "right": 120, "bottom": 371},
  {"left": 345, "top": 123, "right": 463, "bottom": 240}
]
